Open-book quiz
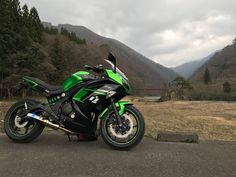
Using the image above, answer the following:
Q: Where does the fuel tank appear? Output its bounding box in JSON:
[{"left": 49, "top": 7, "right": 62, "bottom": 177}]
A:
[{"left": 63, "top": 71, "right": 94, "bottom": 91}]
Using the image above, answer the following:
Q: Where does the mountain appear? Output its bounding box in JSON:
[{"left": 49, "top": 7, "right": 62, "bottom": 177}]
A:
[
  {"left": 1, "top": 1, "right": 178, "bottom": 98},
  {"left": 172, "top": 52, "right": 217, "bottom": 79},
  {"left": 43, "top": 23, "right": 178, "bottom": 95},
  {"left": 190, "top": 42, "right": 236, "bottom": 96}
]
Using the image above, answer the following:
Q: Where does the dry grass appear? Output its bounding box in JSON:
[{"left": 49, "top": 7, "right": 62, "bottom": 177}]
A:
[
  {"left": 0, "top": 101, "right": 12, "bottom": 132},
  {"left": 131, "top": 98, "right": 236, "bottom": 141},
  {"left": 1, "top": 99, "right": 236, "bottom": 141}
]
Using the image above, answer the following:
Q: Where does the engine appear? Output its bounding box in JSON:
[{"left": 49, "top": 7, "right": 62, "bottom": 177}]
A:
[
  {"left": 61, "top": 101, "right": 76, "bottom": 119},
  {"left": 59, "top": 101, "right": 95, "bottom": 134}
]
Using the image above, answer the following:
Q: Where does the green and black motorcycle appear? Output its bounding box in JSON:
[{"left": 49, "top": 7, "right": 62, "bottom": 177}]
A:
[{"left": 4, "top": 53, "right": 145, "bottom": 150}]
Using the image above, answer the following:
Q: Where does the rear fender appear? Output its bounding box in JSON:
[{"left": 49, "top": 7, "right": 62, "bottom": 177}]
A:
[{"left": 99, "top": 101, "right": 133, "bottom": 119}]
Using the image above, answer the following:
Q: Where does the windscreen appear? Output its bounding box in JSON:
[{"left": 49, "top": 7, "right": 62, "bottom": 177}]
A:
[{"left": 104, "top": 59, "right": 128, "bottom": 81}]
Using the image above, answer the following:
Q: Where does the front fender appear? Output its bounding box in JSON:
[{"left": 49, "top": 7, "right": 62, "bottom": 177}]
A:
[{"left": 99, "top": 101, "right": 133, "bottom": 119}]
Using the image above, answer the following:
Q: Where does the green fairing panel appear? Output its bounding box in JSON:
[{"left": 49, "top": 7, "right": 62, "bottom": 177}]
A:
[
  {"left": 99, "top": 101, "right": 133, "bottom": 118},
  {"left": 63, "top": 71, "right": 90, "bottom": 91},
  {"left": 106, "top": 69, "right": 123, "bottom": 85},
  {"left": 73, "top": 89, "right": 89, "bottom": 103}
]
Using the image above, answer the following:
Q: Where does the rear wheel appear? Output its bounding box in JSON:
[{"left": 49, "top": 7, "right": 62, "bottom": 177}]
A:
[
  {"left": 4, "top": 99, "right": 45, "bottom": 143},
  {"left": 100, "top": 105, "right": 145, "bottom": 150}
]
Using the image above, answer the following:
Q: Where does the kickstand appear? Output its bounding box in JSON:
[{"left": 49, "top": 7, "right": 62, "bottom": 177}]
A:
[{"left": 67, "top": 134, "right": 71, "bottom": 141}]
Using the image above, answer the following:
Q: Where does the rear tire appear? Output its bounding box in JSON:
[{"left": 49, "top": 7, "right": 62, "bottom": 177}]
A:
[
  {"left": 100, "top": 105, "right": 145, "bottom": 150},
  {"left": 4, "top": 99, "right": 45, "bottom": 143}
]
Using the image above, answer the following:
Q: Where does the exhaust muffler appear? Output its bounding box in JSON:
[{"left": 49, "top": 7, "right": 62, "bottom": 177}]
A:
[{"left": 27, "top": 113, "right": 75, "bottom": 134}]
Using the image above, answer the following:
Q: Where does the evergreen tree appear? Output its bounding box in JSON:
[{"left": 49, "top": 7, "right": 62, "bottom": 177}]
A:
[
  {"left": 11, "top": 0, "right": 22, "bottom": 32},
  {"left": 0, "top": 0, "right": 15, "bottom": 82},
  {"left": 61, "top": 27, "right": 69, "bottom": 36},
  {"left": 50, "top": 37, "right": 64, "bottom": 82},
  {"left": 60, "top": 27, "right": 86, "bottom": 44},
  {"left": 22, "top": 4, "right": 29, "bottom": 26},
  {"left": 48, "top": 27, "right": 58, "bottom": 34},
  {"left": 203, "top": 68, "right": 211, "bottom": 84},
  {"left": 170, "top": 77, "right": 193, "bottom": 90},
  {"left": 29, "top": 7, "right": 43, "bottom": 42},
  {"left": 233, "top": 38, "right": 236, "bottom": 44},
  {"left": 19, "top": 4, "right": 31, "bottom": 49},
  {"left": 168, "top": 76, "right": 193, "bottom": 99},
  {"left": 0, "top": 0, "right": 15, "bottom": 54}
]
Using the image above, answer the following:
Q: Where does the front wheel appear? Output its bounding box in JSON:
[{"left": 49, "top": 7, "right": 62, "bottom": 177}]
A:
[{"left": 100, "top": 105, "right": 145, "bottom": 150}]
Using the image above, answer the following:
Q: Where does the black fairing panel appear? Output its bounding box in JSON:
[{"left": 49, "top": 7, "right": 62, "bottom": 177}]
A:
[
  {"left": 61, "top": 79, "right": 126, "bottom": 134},
  {"left": 62, "top": 115, "right": 94, "bottom": 134},
  {"left": 81, "top": 84, "right": 121, "bottom": 117}
]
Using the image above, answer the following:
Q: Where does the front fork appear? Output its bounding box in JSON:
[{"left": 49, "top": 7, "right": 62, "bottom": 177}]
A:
[
  {"left": 99, "top": 100, "right": 133, "bottom": 120},
  {"left": 110, "top": 98, "right": 123, "bottom": 124}
]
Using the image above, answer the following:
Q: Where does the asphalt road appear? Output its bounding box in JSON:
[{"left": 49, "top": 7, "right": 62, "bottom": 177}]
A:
[{"left": 0, "top": 133, "right": 235, "bottom": 177}]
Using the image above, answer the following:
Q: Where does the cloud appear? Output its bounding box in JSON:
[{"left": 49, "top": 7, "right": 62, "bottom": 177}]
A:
[{"left": 21, "top": 0, "right": 236, "bottom": 67}]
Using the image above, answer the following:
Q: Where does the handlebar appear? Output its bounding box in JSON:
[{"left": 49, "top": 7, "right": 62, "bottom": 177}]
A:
[
  {"left": 84, "top": 64, "right": 104, "bottom": 74},
  {"left": 84, "top": 64, "right": 93, "bottom": 70}
]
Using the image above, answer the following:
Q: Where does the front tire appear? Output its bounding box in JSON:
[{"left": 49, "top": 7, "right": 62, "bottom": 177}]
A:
[
  {"left": 4, "top": 99, "right": 45, "bottom": 143},
  {"left": 100, "top": 105, "right": 145, "bottom": 150}
]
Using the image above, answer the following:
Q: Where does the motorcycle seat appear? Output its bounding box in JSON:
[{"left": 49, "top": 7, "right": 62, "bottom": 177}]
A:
[{"left": 23, "top": 76, "right": 63, "bottom": 95}]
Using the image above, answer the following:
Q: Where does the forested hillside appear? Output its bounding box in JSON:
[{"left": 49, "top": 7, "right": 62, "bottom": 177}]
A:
[
  {"left": 0, "top": 0, "right": 88, "bottom": 98},
  {"left": 0, "top": 0, "right": 42, "bottom": 97},
  {"left": 190, "top": 40, "right": 236, "bottom": 100}
]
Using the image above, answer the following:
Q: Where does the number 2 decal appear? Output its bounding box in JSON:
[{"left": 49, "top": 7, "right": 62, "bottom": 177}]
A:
[{"left": 89, "top": 96, "right": 99, "bottom": 104}]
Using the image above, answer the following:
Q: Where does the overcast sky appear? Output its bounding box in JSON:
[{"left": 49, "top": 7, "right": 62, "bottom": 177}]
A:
[{"left": 21, "top": 0, "right": 236, "bottom": 67}]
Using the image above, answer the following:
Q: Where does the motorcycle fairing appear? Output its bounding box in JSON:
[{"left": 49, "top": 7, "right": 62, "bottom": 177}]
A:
[{"left": 99, "top": 101, "right": 133, "bottom": 118}]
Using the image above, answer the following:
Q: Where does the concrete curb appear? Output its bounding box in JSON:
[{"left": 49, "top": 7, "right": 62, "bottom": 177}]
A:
[{"left": 156, "top": 131, "right": 199, "bottom": 143}]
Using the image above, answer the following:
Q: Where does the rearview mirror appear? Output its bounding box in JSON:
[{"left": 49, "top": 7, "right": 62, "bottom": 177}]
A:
[{"left": 108, "top": 53, "right": 116, "bottom": 72}]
